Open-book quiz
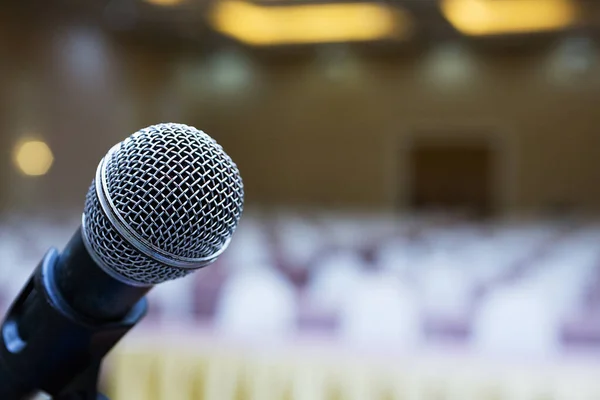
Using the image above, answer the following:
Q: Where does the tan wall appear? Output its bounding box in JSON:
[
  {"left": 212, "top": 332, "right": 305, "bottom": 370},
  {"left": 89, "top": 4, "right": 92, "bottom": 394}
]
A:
[
  {"left": 180, "top": 49, "right": 600, "bottom": 215},
  {"left": 1, "top": 11, "right": 599, "bottom": 215}
]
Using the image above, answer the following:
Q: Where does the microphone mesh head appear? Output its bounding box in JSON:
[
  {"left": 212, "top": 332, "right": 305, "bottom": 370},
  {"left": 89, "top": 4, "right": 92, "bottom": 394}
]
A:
[{"left": 82, "top": 123, "right": 244, "bottom": 285}]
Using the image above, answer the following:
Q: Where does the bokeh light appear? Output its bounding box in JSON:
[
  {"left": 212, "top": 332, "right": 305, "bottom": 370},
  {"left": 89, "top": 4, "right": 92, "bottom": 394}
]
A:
[
  {"left": 143, "top": 0, "right": 183, "bottom": 6},
  {"left": 442, "top": 0, "right": 578, "bottom": 36},
  {"left": 209, "top": 1, "right": 411, "bottom": 45},
  {"left": 14, "top": 140, "right": 54, "bottom": 177}
]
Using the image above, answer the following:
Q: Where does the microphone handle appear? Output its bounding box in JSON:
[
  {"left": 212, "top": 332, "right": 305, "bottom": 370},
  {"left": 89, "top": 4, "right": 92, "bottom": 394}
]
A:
[
  {"left": 55, "top": 228, "right": 151, "bottom": 321},
  {"left": 0, "top": 248, "right": 147, "bottom": 399}
]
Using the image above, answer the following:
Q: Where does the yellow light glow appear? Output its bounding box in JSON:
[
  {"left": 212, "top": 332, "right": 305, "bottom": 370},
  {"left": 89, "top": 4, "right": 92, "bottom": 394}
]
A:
[
  {"left": 209, "top": 1, "right": 411, "bottom": 45},
  {"left": 14, "top": 140, "right": 54, "bottom": 177},
  {"left": 442, "top": 0, "right": 578, "bottom": 36},
  {"left": 143, "top": 0, "right": 182, "bottom": 6}
]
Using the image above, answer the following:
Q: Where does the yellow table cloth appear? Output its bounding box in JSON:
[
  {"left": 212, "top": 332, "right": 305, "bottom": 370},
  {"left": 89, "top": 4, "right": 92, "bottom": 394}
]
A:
[{"left": 105, "top": 331, "right": 600, "bottom": 400}]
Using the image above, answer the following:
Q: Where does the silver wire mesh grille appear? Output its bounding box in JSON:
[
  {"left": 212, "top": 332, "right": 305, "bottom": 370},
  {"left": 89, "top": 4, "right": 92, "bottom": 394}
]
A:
[
  {"left": 103, "top": 123, "right": 244, "bottom": 260},
  {"left": 82, "top": 123, "right": 244, "bottom": 285},
  {"left": 83, "top": 183, "right": 192, "bottom": 284}
]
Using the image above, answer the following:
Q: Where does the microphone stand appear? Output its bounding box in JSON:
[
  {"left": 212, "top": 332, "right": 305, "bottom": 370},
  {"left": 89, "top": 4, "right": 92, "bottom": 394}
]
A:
[{"left": 53, "top": 359, "right": 107, "bottom": 400}]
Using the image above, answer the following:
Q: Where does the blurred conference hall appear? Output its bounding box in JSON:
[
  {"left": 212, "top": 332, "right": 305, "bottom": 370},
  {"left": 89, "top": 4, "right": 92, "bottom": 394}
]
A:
[{"left": 3, "top": 0, "right": 600, "bottom": 399}]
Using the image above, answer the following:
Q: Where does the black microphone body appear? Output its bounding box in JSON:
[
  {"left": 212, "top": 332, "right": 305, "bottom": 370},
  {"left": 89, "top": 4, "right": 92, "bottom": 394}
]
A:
[
  {"left": 56, "top": 228, "right": 151, "bottom": 321},
  {"left": 0, "top": 229, "right": 147, "bottom": 399}
]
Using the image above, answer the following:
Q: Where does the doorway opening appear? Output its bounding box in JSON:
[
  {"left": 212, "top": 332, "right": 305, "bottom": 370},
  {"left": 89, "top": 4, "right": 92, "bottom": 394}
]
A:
[{"left": 407, "top": 138, "right": 495, "bottom": 217}]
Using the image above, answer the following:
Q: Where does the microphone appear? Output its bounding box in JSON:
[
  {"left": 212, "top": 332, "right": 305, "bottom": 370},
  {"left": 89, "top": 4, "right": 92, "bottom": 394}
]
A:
[{"left": 0, "top": 123, "right": 244, "bottom": 399}]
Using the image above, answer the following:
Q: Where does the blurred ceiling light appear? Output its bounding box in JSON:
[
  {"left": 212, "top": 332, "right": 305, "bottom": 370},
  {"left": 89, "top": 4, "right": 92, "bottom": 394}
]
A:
[
  {"left": 442, "top": 0, "right": 578, "bottom": 36},
  {"left": 423, "top": 42, "right": 477, "bottom": 87},
  {"left": 209, "top": 1, "right": 411, "bottom": 45},
  {"left": 14, "top": 140, "right": 54, "bottom": 177},
  {"left": 545, "top": 37, "right": 597, "bottom": 85},
  {"left": 554, "top": 37, "right": 595, "bottom": 72},
  {"left": 57, "top": 28, "right": 110, "bottom": 84},
  {"left": 143, "top": 0, "right": 183, "bottom": 6},
  {"left": 316, "top": 46, "right": 362, "bottom": 83},
  {"left": 207, "top": 49, "right": 255, "bottom": 93}
]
